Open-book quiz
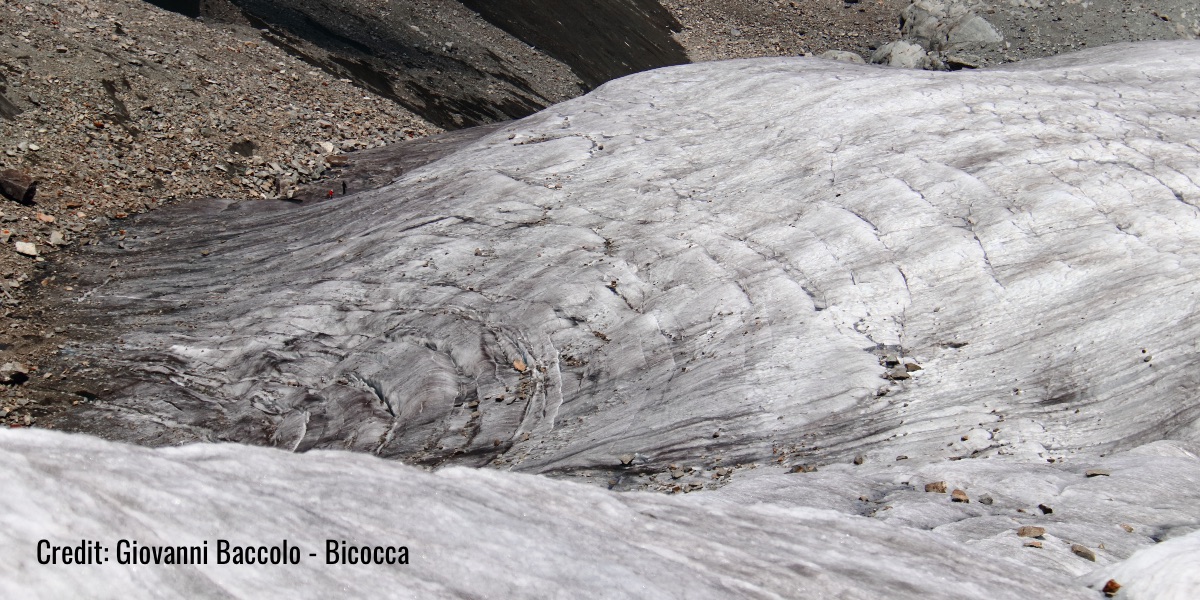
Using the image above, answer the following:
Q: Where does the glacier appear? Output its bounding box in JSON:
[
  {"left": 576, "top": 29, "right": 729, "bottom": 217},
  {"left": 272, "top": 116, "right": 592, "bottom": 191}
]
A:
[{"left": 5, "top": 41, "right": 1200, "bottom": 597}]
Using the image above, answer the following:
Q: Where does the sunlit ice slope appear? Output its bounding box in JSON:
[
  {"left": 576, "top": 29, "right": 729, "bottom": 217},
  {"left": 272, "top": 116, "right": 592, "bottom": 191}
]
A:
[
  {"left": 0, "top": 427, "right": 1175, "bottom": 599},
  {"left": 54, "top": 42, "right": 1200, "bottom": 479},
  {"left": 7, "top": 40, "right": 1200, "bottom": 598}
]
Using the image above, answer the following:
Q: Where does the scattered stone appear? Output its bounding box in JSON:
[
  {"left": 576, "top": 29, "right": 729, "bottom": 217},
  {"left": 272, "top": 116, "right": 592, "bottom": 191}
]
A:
[
  {"left": 853, "top": 454, "right": 865, "bottom": 465},
  {"left": 229, "top": 140, "right": 256, "bottom": 157},
  {"left": 944, "top": 54, "right": 981, "bottom": 70},
  {"left": 48, "top": 231, "right": 64, "bottom": 246},
  {"left": 1023, "top": 540, "right": 1043, "bottom": 548},
  {"left": 326, "top": 155, "right": 350, "bottom": 167},
  {"left": 0, "top": 362, "right": 29, "bottom": 384},
  {"left": 670, "top": 468, "right": 685, "bottom": 479},
  {"left": 1085, "top": 469, "right": 1111, "bottom": 477},
  {"left": 1101, "top": 579, "right": 1121, "bottom": 597},
  {"left": 0, "top": 90, "right": 22, "bottom": 121},
  {"left": 895, "top": 455, "right": 908, "bottom": 461},
  {"left": 870, "top": 41, "right": 929, "bottom": 69},
  {"left": 1071, "top": 543, "right": 1097, "bottom": 561},
  {"left": 885, "top": 365, "right": 911, "bottom": 380},
  {"left": 618, "top": 453, "right": 635, "bottom": 465},
  {"left": 925, "top": 481, "right": 947, "bottom": 493},
  {"left": 14, "top": 242, "right": 38, "bottom": 257},
  {"left": 512, "top": 358, "right": 527, "bottom": 372},
  {"left": 1017, "top": 526, "right": 1045, "bottom": 538},
  {"left": 1120, "top": 523, "right": 1134, "bottom": 533},
  {"left": 789, "top": 464, "right": 817, "bottom": 473},
  {"left": 35, "top": 212, "right": 55, "bottom": 223},
  {"left": 1038, "top": 503, "right": 1054, "bottom": 515},
  {"left": 950, "top": 489, "right": 969, "bottom": 503},
  {"left": 904, "top": 361, "right": 922, "bottom": 372},
  {"left": 900, "top": 0, "right": 1004, "bottom": 52},
  {"left": 0, "top": 170, "right": 38, "bottom": 205}
]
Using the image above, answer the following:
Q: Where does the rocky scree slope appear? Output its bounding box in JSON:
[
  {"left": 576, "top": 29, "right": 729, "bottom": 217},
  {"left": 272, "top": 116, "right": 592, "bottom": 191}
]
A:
[
  {"left": 663, "top": 0, "right": 1199, "bottom": 70},
  {"left": 662, "top": 0, "right": 908, "bottom": 62},
  {"left": 0, "top": 0, "right": 437, "bottom": 429},
  {"left": 869, "top": 0, "right": 1200, "bottom": 70},
  {"left": 182, "top": 0, "right": 687, "bottom": 130},
  {"left": 212, "top": 0, "right": 588, "bottom": 130}
]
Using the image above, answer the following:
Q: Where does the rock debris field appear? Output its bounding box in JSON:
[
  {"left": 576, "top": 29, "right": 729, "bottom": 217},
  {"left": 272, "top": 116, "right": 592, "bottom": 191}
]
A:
[
  {"left": 1, "top": 40, "right": 1198, "bottom": 597},
  {"left": 0, "top": 0, "right": 437, "bottom": 398}
]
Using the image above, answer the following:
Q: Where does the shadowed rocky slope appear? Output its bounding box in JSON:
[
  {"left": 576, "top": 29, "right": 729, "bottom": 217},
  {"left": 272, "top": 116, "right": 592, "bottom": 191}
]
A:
[
  {"left": 182, "top": 0, "right": 688, "bottom": 129},
  {"left": 224, "top": 0, "right": 583, "bottom": 129},
  {"left": 456, "top": 0, "right": 687, "bottom": 88}
]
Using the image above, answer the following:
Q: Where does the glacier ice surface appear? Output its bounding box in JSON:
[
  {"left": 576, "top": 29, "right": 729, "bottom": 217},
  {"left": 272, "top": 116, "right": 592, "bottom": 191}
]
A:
[{"left": 8, "top": 41, "right": 1200, "bottom": 597}]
